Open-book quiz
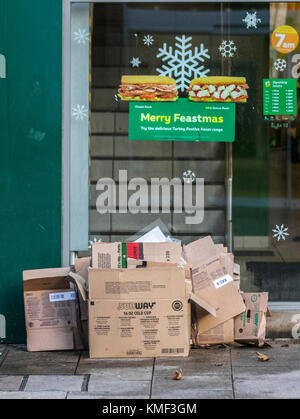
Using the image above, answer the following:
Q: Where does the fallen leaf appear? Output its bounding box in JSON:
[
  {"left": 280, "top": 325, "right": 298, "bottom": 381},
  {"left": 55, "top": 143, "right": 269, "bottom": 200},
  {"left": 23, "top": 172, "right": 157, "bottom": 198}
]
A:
[
  {"left": 281, "top": 344, "right": 289, "bottom": 347},
  {"left": 256, "top": 351, "right": 269, "bottom": 361},
  {"left": 215, "top": 363, "right": 223, "bottom": 366},
  {"left": 173, "top": 368, "right": 183, "bottom": 380}
]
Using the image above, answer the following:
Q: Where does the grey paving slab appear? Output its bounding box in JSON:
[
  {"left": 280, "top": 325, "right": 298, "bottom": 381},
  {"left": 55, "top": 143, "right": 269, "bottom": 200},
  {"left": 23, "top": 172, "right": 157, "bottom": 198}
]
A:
[
  {"left": 233, "top": 364, "right": 299, "bottom": 377},
  {"left": 154, "top": 362, "right": 231, "bottom": 377},
  {"left": 0, "top": 347, "right": 7, "bottom": 367},
  {"left": 67, "top": 392, "right": 149, "bottom": 399},
  {"left": 0, "top": 346, "right": 81, "bottom": 375},
  {"left": 152, "top": 375, "right": 233, "bottom": 399},
  {"left": 154, "top": 348, "right": 231, "bottom": 376},
  {"left": 231, "top": 343, "right": 300, "bottom": 367},
  {"left": 24, "top": 375, "right": 84, "bottom": 392},
  {"left": 77, "top": 352, "right": 154, "bottom": 380},
  {"left": 156, "top": 348, "right": 231, "bottom": 364},
  {"left": 88, "top": 376, "right": 151, "bottom": 398},
  {"left": 0, "top": 391, "right": 67, "bottom": 399},
  {"left": 234, "top": 369, "right": 300, "bottom": 399},
  {"left": 0, "top": 375, "right": 24, "bottom": 391},
  {"left": 154, "top": 351, "right": 231, "bottom": 376}
]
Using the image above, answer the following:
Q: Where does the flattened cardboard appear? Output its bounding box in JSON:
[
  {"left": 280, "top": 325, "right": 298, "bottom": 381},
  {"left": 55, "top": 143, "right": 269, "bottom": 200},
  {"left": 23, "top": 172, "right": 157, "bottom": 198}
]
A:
[
  {"left": 184, "top": 236, "right": 245, "bottom": 335},
  {"left": 234, "top": 292, "right": 269, "bottom": 347},
  {"left": 88, "top": 267, "right": 190, "bottom": 358},
  {"left": 191, "top": 259, "right": 245, "bottom": 333},
  {"left": 184, "top": 236, "right": 218, "bottom": 266}
]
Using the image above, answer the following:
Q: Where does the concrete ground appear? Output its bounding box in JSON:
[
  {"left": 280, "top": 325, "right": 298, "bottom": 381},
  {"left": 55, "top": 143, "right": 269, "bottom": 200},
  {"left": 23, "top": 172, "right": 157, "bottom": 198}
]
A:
[{"left": 0, "top": 340, "right": 299, "bottom": 399}]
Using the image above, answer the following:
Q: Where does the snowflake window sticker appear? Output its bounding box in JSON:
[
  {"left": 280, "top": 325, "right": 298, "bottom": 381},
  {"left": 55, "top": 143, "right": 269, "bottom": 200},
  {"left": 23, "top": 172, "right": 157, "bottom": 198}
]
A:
[
  {"left": 272, "top": 224, "right": 289, "bottom": 241},
  {"left": 218, "top": 40, "right": 237, "bottom": 58},
  {"left": 156, "top": 35, "right": 210, "bottom": 92},
  {"left": 73, "top": 28, "right": 89, "bottom": 45},
  {"left": 274, "top": 58, "right": 287, "bottom": 72},
  {"left": 72, "top": 104, "right": 88, "bottom": 121},
  {"left": 242, "top": 12, "right": 262, "bottom": 29},
  {"left": 143, "top": 35, "right": 154, "bottom": 46},
  {"left": 130, "top": 57, "right": 141, "bottom": 68},
  {"left": 183, "top": 170, "right": 196, "bottom": 184}
]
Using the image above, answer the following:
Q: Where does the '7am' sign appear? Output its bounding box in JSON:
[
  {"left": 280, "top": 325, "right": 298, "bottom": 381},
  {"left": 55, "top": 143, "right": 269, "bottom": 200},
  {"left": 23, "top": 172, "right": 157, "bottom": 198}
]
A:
[{"left": 128, "top": 99, "right": 236, "bottom": 142}]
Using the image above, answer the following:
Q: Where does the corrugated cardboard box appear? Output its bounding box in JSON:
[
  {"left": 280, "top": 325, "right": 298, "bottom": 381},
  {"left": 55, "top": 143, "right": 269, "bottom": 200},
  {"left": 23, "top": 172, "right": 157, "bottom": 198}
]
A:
[
  {"left": 23, "top": 266, "right": 89, "bottom": 352},
  {"left": 92, "top": 242, "right": 182, "bottom": 269},
  {"left": 23, "top": 267, "right": 85, "bottom": 351},
  {"left": 184, "top": 236, "right": 245, "bottom": 337},
  {"left": 234, "top": 292, "right": 269, "bottom": 346},
  {"left": 88, "top": 267, "right": 190, "bottom": 358}
]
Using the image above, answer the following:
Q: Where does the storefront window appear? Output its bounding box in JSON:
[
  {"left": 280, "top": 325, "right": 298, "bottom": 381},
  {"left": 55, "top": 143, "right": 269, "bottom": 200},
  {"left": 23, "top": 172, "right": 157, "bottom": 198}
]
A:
[{"left": 70, "top": 2, "right": 300, "bottom": 303}]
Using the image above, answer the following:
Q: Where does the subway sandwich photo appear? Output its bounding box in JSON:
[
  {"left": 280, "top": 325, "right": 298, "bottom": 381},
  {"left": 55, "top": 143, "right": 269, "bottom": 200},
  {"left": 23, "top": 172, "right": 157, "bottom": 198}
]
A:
[
  {"left": 187, "top": 76, "right": 249, "bottom": 102},
  {"left": 118, "top": 75, "right": 178, "bottom": 101}
]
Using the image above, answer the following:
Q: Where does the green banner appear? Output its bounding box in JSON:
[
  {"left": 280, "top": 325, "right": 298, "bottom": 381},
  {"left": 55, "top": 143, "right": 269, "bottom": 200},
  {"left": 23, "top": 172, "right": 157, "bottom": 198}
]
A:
[
  {"left": 128, "top": 98, "right": 236, "bottom": 142},
  {"left": 263, "top": 79, "right": 297, "bottom": 116}
]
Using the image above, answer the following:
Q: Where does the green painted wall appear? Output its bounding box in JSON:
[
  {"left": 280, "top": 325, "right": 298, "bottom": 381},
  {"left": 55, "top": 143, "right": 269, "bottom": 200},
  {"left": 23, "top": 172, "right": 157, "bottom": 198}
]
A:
[{"left": 0, "top": 0, "right": 62, "bottom": 343}]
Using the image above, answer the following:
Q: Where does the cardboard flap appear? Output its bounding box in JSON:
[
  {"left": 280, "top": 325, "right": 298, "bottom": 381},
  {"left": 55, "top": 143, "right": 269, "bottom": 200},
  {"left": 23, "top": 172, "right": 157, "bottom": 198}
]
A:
[
  {"left": 184, "top": 236, "right": 218, "bottom": 266},
  {"left": 189, "top": 292, "right": 217, "bottom": 317},
  {"left": 74, "top": 257, "right": 91, "bottom": 281},
  {"left": 240, "top": 292, "right": 269, "bottom": 313},
  {"left": 67, "top": 272, "right": 88, "bottom": 301},
  {"left": 88, "top": 267, "right": 186, "bottom": 300},
  {"left": 23, "top": 267, "right": 71, "bottom": 291}
]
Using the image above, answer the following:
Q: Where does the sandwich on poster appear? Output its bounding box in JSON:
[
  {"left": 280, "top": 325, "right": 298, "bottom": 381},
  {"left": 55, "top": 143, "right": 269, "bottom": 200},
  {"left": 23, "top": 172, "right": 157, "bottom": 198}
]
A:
[{"left": 118, "top": 75, "right": 179, "bottom": 101}]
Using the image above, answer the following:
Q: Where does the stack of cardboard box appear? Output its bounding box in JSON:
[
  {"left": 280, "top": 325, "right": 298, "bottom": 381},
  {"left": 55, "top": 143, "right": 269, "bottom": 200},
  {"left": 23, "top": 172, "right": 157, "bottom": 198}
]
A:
[{"left": 22, "top": 236, "right": 269, "bottom": 357}]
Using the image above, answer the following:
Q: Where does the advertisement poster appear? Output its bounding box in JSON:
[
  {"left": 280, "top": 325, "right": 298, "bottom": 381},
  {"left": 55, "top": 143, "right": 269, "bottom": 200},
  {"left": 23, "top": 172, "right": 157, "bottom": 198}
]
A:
[
  {"left": 263, "top": 79, "right": 297, "bottom": 115},
  {"left": 128, "top": 99, "right": 236, "bottom": 142}
]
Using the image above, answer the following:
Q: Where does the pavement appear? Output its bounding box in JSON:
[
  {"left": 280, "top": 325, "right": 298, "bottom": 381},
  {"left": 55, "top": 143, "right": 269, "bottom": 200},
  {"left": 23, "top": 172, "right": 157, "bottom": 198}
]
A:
[{"left": 0, "top": 340, "right": 299, "bottom": 399}]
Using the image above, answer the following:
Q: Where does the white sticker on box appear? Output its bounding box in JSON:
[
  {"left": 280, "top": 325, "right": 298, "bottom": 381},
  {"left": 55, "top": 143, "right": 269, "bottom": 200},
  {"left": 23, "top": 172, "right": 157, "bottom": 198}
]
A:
[
  {"left": 49, "top": 291, "right": 76, "bottom": 302},
  {"left": 213, "top": 274, "right": 233, "bottom": 289}
]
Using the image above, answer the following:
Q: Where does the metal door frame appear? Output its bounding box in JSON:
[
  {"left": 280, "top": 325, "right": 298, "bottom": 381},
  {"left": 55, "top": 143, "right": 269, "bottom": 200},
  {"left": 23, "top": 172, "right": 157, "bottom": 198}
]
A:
[{"left": 62, "top": 0, "right": 235, "bottom": 266}]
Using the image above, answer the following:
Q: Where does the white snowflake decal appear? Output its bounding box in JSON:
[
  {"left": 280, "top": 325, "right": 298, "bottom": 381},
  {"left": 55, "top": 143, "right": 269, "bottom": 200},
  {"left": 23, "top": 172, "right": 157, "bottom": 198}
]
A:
[
  {"left": 156, "top": 35, "right": 210, "bottom": 92},
  {"left": 143, "top": 34, "right": 154, "bottom": 46},
  {"left": 130, "top": 57, "right": 141, "bottom": 68},
  {"left": 242, "top": 12, "right": 262, "bottom": 29},
  {"left": 274, "top": 59, "right": 287, "bottom": 72},
  {"left": 183, "top": 170, "right": 196, "bottom": 184},
  {"left": 218, "top": 40, "right": 237, "bottom": 58},
  {"left": 73, "top": 28, "right": 89, "bottom": 45},
  {"left": 72, "top": 104, "right": 88, "bottom": 121},
  {"left": 272, "top": 224, "right": 289, "bottom": 241}
]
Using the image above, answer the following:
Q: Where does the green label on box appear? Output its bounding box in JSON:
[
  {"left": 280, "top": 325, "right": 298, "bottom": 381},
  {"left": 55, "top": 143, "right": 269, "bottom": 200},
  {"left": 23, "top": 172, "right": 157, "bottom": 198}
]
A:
[
  {"left": 128, "top": 98, "right": 236, "bottom": 142},
  {"left": 263, "top": 79, "right": 297, "bottom": 115}
]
